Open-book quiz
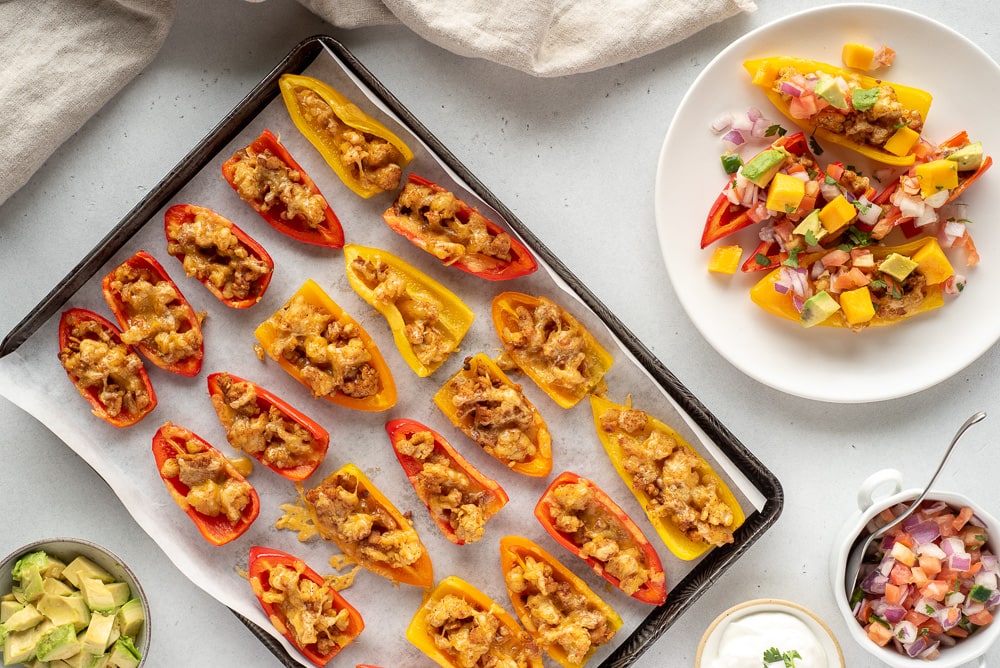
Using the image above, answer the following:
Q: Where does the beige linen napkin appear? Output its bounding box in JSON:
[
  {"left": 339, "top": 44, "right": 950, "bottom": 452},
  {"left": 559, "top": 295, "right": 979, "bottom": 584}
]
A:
[{"left": 0, "top": 0, "right": 175, "bottom": 208}]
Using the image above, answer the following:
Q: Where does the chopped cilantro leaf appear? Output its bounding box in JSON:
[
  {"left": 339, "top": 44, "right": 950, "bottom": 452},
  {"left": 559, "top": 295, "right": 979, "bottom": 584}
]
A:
[
  {"left": 765, "top": 124, "right": 787, "bottom": 137},
  {"left": 852, "top": 87, "right": 880, "bottom": 111},
  {"left": 809, "top": 134, "right": 824, "bottom": 155},
  {"left": 762, "top": 647, "right": 801, "bottom": 667}
]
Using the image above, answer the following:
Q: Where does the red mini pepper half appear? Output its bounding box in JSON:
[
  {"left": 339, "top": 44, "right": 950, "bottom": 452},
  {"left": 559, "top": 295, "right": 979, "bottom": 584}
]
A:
[
  {"left": 101, "top": 249, "right": 205, "bottom": 376},
  {"left": 164, "top": 204, "right": 275, "bottom": 308},
  {"left": 222, "top": 129, "right": 345, "bottom": 248},
  {"left": 152, "top": 422, "right": 260, "bottom": 546},
  {"left": 57, "top": 307, "right": 157, "bottom": 428},
  {"left": 383, "top": 173, "right": 538, "bottom": 280},
  {"left": 385, "top": 418, "right": 509, "bottom": 545},
  {"left": 534, "top": 471, "right": 667, "bottom": 605},
  {"left": 248, "top": 546, "right": 364, "bottom": 667},
  {"left": 207, "top": 372, "right": 329, "bottom": 481}
]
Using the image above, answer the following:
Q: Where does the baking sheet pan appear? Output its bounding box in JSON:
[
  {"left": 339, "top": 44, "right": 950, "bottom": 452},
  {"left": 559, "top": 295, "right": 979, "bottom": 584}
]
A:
[{"left": 0, "top": 36, "right": 782, "bottom": 667}]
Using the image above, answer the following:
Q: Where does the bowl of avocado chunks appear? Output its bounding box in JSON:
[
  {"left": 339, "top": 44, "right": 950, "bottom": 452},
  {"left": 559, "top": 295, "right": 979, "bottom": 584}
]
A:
[{"left": 0, "top": 538, "right": 149, "bottom": 667}]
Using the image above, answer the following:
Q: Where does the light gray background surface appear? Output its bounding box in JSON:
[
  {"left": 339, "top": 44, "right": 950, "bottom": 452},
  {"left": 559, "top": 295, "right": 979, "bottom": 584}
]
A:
[{"left": 2, "top": 0, "right": 998, "bottom": 666}]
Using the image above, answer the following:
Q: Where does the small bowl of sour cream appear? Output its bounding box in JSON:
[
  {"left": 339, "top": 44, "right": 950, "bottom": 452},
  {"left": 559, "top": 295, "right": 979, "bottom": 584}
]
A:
[{"left": 695, "top": 598, "right": 845, "bottom": 668}]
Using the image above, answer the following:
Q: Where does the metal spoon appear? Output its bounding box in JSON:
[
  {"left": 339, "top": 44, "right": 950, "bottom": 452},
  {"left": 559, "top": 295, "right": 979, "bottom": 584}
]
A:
[{"left": 843, "top": 410, "right": 987, "bottom": 599}]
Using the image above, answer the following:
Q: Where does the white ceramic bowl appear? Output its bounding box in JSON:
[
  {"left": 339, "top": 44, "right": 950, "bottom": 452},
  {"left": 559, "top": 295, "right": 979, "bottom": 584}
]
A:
[
  {"left": 0, "top": 537, "right": 151, "bottom": 666},
  {"left": 695, "top": 598, "right": 845, "bottom": 667},
  {"left": 830, "top": 469, "right": 1000, "bottom": 668}
]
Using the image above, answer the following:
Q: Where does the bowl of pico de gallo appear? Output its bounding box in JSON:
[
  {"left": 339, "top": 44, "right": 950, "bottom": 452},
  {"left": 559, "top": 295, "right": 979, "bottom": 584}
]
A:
[{"left": 831, "top": 469, "right": 1000, "bottom": 667}]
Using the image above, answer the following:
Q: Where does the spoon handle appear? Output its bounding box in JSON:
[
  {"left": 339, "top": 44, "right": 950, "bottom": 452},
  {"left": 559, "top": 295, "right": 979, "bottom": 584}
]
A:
[{"left": 872, "top": 410, "right": 987, "bottom": 540}]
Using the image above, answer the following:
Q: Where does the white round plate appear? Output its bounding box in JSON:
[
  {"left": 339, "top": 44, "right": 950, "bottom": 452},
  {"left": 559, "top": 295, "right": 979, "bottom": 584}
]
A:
[{"left": 655, "top": 4, "right": 1000, "bottom": 403}]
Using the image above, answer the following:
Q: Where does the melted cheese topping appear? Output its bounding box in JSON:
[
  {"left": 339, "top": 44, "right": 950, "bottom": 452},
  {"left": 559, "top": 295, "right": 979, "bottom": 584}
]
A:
[
  {"left": 305, "top": 471, "right": 424, "bottom": 571},
  {"left": 504, "top": 555, "right": 616, "bottom": 664},
  {"left": 421, "top": 594, "right": 539, "bottom": 668},
  {"left": 392, "top": 181, "right": 512, "bottom": 263},
  {"left": 294, "top": 87, "right": 404, "bottom": 194},
  {"left": 106, "top": 263, "right": 203, "bottom": 364},
  {"left": 58, "top": 318, "right": 152, "bottom": 419},
  {"left": 599, "top": 407, "right": 736, "bottom": 547},
  {"left": 260, "top": 295, "right": 379, "bottom": 399},
  {"left": 395, "top": 430, "right": 495, "bottom": 543},
  {"left": 158, "top": 442, "right": 252, "bottom": 523},
  {"left": 230, "top": 145, "right": 327, "bottom": 228},
  {"left": 166, "top": 210, "right": 271, "bottom": 302},
  {"left": 259, "top": 563, "right": 353, "bottom": 657},
  {"left": 211, "top": 373, "right": 321, "bottom": 471},
  {"left": 544, "top": 480, "right": 651, "bottom": 596}
]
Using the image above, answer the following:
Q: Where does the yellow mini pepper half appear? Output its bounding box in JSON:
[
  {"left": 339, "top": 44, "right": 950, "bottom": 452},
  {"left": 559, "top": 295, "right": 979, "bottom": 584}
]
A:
[
  {"left": 279, "top": 73, "right": 414, "bottom": 198},
  {"left": 744, "top": 56, "right": 932, "bottom": 166},
  {"left": 344, "top": 244, "right": 475, "bottom": 377},
  {"left": 590, "top": 395, "right": 744, "bottom": 561}
]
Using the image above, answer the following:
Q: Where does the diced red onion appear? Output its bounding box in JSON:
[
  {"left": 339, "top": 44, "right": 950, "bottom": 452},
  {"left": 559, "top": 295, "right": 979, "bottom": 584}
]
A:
[
  {"left": 941, "top": 536, "right": 964, "bottom": 557},
  {"left": 949, "top": 552, "right": 972, "bottom": 572},
  {"left": 909, "top": 519, "right": 942, "bottom": 545},
  {"left": 779, "top": 81, "right": 803, "bottom": 97},
  {"left": 884, "top": 606, "right": 907, "bottom": 625},
  {"left": 711, "top": 112, "right": 733, "bottom": 134},
  {"left": 925, "top": 188, "right": 950, "bottom": 208},
  {"left": 855, "top": 196, "right": 882, "bottom": 226},
  {"left": 893, "top": 619, "right": 917, "bottom": 641},
  {"left": 747, "top": 106, "right": 763, "bottom": 122},
  {"left": 721, "top": 128, "right": 745, "bottom": 149},
  {"left": 861, "top": 569, "right": 889, "bottom": 595},
  {"left": 820, "top": 182, "right": 842, "bottom": 201},
  {"left": 917, "top": 542, "right": 947, "bottom": 560},
  {"left": 914, "top": 205, "right": 938, "bottom": 228},
  {"left": 750, "top": 117, "right": 772, "bottom": 139}
]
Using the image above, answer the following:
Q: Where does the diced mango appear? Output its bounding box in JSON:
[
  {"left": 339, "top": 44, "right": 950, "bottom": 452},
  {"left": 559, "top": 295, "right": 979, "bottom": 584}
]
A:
[
  {"left": 765, "top": 172, "right": 806, "bottom": 213},
  {"left": 911, "top": 238, "right": 955, "bottom": 285},
  {"left": 842, "top": 42, "right": 875, "bottom": 70},
  {"left": 839, "top": 286, "right": 876, "bottom": 325},
  {"left": 914, "top": 159, "right": 959, "bottom": 198},
  {"left": 884, "top": 126, "right": 920, "bottom": 157},
  {"left": 819, "top": 194, "right": 857, "bottom": 234},
  {"left": 707, "top": 245, "right": 743, "bottom": 275}
]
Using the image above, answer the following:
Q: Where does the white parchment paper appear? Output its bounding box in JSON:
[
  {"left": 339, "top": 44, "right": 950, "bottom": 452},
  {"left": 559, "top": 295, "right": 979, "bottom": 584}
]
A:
[{"left": 0, "top": 45, "right": 766, "bottom": 667}]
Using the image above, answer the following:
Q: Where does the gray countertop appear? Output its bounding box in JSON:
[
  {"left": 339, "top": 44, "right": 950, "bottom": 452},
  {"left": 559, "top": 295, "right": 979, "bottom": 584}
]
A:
[{"left": 2, "top": 0, "right": 999, "bottom": 666}]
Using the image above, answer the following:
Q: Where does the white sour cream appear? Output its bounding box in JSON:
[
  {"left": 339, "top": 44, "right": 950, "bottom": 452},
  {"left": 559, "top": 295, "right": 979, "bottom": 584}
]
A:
[{"left": 709, "top": 611, "right": 827, "bottom": 668}]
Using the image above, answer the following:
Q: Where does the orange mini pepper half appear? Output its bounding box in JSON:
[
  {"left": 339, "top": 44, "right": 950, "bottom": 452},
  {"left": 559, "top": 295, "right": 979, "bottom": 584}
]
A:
[
  {"left": 254, "top": 279, "right": 397, "bottom": 411},
  {"left": 221, "top": 128, "right": 345, "bottom": 248},
  {"left": 164, "top": 204, "right": 274, "bottom": 309},
  {"left": 406, "top": 575, "right": 543, "bottom": 668},
  {"left": 57, "top": 307, "right": 157, "bottom": 428},
  {"left": 386, "top": 417, "right": 508, "bottom": 545},
  {"left": 499, "top": 535, "right": 622, "bottom": 668},
  {"left": 207, "top": 372, "right": 329, "bottom": 481},
  {"left": 279, "top": 73, "right": 414, "bottom": 199},
  {"left": 102, "top": 249, "right": 205, "bottom": 377},
  {"left": 590, "top": 396, "right": 745, "bottom": 561},
  {"left": 152, "top": 422, "right": 260, "bottom": 546},
  {"left": 303, "top": 462, "right": 433, "bottom": 587},
  {"left": 248, "top": 546, "right": 364, "bottom": 666},
  {"left": 534, "top": 471, "right": 667, "bottom": 606},
  {"left": 434, "top": 353, "right": 552, "bottom": 477},
  {"left": 491, "top": 292, "right": 613, "bottom": 409},
  {"left": 344, "top": 244, "right": 475, "bottom": 377}
]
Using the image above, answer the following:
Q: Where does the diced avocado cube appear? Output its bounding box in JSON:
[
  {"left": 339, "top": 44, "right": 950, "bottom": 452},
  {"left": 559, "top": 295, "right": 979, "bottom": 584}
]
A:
[
  {"left": 81, "top": 612, "right": 116, "bottom": 656},
  {"left": 114, "top": 600, "right": 144, "bottom": 640},
  {"left": 11, "top": 552, "right": 49, "bottom": 583},
  {"left": 103, "top": 584, "right": 131, "bottom": 611},
  {"left": 105, "top": 636, "right": 141, "bottom": 668},
  {"left": 79, "top": 579, "right": 118, "bottom": 614},
  {"left": 3, "top": 601, "right": 44, "bottom": 632},
  {"left": 17, "top": 566, "right": 46, "bottom": 604},
  {"left": 1, "top": 599, "right": 25, "bottom": 624},
  {"left": 43, "top": 576, "right": 76, "bottom": 597},
  {"left": 878, "top": 252, "right": 918, "bottom": 282},
  {"left": 800, "top": 290, "right": 841, "bottom": 327},
  {"left": 61, "top": 558, "right": 114, "bottom": 589},
  {"left": 792, "top": 210, "right": 827, "bottom": 245},
  {"left": 741, "top": 147, "right": 790, "bottom": 188},
  {"left": 814, "top": 72, "right": 848, "bottom": 109},
  {"left": 37, "top": 593, "right": 92, "bottom": 631},
  {"left": 35, "top": 622, "right": 82, "bottom": 661},
  {"left": 4, "top": 624, "right": 42, "bottom": 664},
  {"left": 947, "top": 141, "right": 984, "bottom": 171}
]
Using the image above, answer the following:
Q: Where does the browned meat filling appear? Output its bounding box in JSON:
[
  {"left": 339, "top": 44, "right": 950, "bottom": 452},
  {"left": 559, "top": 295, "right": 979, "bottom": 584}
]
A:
[
  {"left": 544, "top": 480, "right": 651, "bottom": 597},
  {"left": 210, "top": 373, "right": 321, "bottom": 470},
  {"left": 421, "top": 594, "right": 539, "bottom": 668},
  {"left": 504, "top": 556, "right": 616, "bottom": 664},
  {"left": 260, "top": 296, "right": 380, "bottom": 399},
  {"left": 305, "top": 470, "right": 424, "bottom": 570},
  {"left": 106, "top": 263, "right": 203, "bottom": 364},
  {"left": 395, "top": 430, "right": 493, "bottom": 543},
  {"left": 166, "top": 210, "right": 271, "bottom": 302},
  {"left": 393, "top": 182, "right": 512, "bottom": 263},
  {"left": 349, "top": 256, "right": 454, "bottom": 369},
  {"left": 445, "top": 362, "right": 538, "bottom": 467},
  {"left": 58, "top": 319, "right": 153, "bottom": 420},
  {"left": 229, "top": 145, "right": 328, "bottom": 229},
  {"left": 258, "top": 563, "right": 353, "bottom": 656},
  {"left": 599, "top": 407, "right": 736, "bottom": 547},
  {"left": 499, "top": 298, "right": 598, "bottom": 396},
  {"left": 294, "top": 87, "right": 404, "bottom": 194},
  {"left": 159, "top": 443, "right": 252, "bottom": 523},
  {"left": 774, "top": 67, "right": 923, "bottom": 148}
]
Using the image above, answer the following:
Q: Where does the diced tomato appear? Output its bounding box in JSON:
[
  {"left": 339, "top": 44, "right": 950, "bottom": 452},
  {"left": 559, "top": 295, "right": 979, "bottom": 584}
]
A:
[
  {"left": 832, "top": 267, "right": 870, "bottom": 291},
  {"left": 918, "top": 554, "right": 942, "bottom": 578},
  {"left": 821, "top": 248, "right": 851, "bottom": 268},
  {"left": 889, "top": 562, "right": 913, "bottom": 585},
  {"left": 866, "top": 621, "right": 893, "bottom": 647},
  {"left": 954, "top": 506, "right": 975, "bottom": 531},
  {"left": 920, "top": 579, "right": 951, "bottom": 602},
  {"left": 910, "top": 565, "right": 930, "bottom": 588},
  {"left": 884, "top": 583, "right": 905, "bottom": 606},
  {"left": 934, "top": 514, "right": 959, "bottom": 537},
  {"left": 968, "top": 609, "right": 995, "bottom": 627}
]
